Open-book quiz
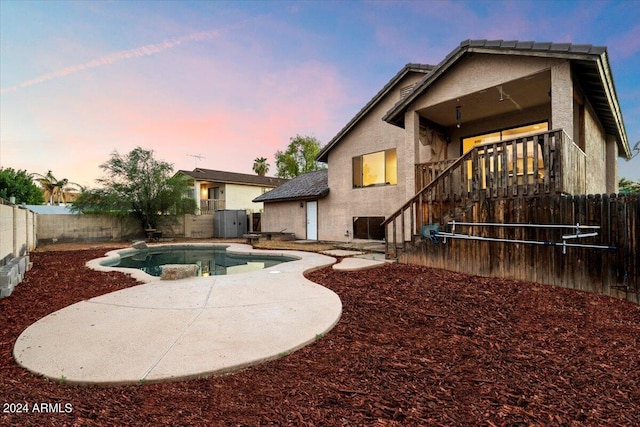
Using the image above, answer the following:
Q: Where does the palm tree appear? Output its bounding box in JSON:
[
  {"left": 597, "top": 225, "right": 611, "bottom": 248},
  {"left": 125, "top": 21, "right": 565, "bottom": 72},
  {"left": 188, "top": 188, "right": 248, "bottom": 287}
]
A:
[
  {"left": 33, "top": 171, "right": 82, "bottom": 205},
  {"left": 252, "top": 157, "right": 270, "bottom": 176}
]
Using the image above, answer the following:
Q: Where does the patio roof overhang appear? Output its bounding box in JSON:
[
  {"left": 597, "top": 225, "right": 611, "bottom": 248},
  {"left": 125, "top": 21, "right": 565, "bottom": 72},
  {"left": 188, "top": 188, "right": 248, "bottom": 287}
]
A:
[
  {"left": 383, "top": 40, "right": 631, "bottom": 158},
  {"left": 415, "top": 71, "right": 551, "bottom": 128}
]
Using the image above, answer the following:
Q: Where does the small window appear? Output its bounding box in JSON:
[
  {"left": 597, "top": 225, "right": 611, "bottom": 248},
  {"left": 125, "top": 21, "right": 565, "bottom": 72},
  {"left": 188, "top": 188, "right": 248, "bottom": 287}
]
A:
[
  {"left": 353, "top": 217, "right": 385, "bottom": 240},
  {"left": 353, "top": 149, "right": 397, "bottom": 188}
]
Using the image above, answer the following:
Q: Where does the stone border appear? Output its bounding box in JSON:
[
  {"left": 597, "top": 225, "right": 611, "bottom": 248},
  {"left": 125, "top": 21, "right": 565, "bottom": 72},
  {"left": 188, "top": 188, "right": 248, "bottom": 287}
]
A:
[{"left": 0, "top": 255, "right": 31, "bottom": 298}]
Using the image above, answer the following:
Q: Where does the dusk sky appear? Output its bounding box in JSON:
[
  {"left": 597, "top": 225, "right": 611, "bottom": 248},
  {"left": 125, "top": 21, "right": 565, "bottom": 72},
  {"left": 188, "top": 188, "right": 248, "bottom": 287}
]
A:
[{"left": 1, "top": 0, "right": 639, "bottom": 188}]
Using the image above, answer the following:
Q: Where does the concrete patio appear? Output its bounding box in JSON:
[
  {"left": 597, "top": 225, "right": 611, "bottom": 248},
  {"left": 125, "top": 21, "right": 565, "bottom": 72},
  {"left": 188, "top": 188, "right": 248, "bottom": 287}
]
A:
[{"left": 13, "top": 244, "right": 347, "bottom": 385}]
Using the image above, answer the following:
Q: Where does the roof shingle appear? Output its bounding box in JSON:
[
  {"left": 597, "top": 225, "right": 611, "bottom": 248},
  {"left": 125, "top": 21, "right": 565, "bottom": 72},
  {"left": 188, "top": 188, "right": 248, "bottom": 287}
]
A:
[
  {"left": 459, "top": 39, "right": 606, "bottom": 55},
  {"left": 253, "top": 170, "right": 328, "bottom": 203},
  {"left": 177, "top": 168, "right": 287, "bottom": 187}
]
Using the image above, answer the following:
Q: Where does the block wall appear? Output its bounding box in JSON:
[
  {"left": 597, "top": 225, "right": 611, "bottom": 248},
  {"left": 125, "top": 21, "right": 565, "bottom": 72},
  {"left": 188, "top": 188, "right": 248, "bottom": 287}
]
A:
[{"left": 0, "top": 203, "right": 36, "bottom": 298}]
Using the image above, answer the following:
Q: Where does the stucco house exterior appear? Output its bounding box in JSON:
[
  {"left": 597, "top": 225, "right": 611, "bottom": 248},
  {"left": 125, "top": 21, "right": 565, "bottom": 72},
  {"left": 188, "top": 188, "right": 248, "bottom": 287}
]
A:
[
  {"left": 257, "top": 39, "right": 631, "bottom": 243},
  {"left": 177, "top": 168, "right": 287, "bottom": 215},
  {"left": 253, "top": 169, "right": 329, "bottom": 240}
]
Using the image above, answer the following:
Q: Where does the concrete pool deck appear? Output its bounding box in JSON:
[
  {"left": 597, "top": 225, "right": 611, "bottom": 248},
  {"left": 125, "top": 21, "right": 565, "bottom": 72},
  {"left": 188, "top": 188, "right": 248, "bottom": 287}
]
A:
[{"left": 13, "top": 244, "right": 349, "bottom": 386}]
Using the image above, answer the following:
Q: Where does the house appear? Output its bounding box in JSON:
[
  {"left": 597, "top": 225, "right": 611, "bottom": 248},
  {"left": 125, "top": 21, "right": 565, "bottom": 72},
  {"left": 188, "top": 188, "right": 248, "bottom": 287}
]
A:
[
  {"left": 258, "top": 39, "right": 631, "bottom": 244},
  {"left": 176, "top": 168, "right": 287, "bottom": 217},
  {"left": 253, "top": 169, "right": 329, "bottom": 240}
]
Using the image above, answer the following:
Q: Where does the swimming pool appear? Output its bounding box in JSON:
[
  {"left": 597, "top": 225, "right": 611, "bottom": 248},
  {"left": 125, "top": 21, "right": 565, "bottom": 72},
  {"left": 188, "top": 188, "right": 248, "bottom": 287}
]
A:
[{"left": 101, "top": 245, "right": 296, "bottom": 277}]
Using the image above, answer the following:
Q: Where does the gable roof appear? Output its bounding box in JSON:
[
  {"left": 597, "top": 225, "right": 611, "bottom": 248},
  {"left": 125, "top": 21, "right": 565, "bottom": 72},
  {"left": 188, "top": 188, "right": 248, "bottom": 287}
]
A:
[
  {"left": 316, "top": 63, "right": 434, "bottom": 163},
  {"left": 253, "top": 170, "right": 329, "bottom": 203},
  {"left": 383, "top": 39, "right": 630, "bottom": 158},
  {"left": 177, "top": 168, "right": 288, "bottom": 187}
]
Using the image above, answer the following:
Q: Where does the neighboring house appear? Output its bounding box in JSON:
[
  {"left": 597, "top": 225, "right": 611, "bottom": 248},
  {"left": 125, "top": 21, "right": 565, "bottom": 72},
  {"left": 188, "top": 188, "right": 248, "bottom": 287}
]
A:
[
  {"left": 177, "top": 168, "right": 287, "bottom": 215},
  {"left": 260, "top": 39, "right": 631, "bottom": 243},
  {"left": 253, "top": 169, "right": 329, "bottom": 240}
]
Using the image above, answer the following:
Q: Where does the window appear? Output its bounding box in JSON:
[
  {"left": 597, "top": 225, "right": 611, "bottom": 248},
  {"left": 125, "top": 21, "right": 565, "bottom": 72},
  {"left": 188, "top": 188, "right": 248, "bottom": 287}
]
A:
[
  {"left": 462, "top": 122, "right": 548, "bottom": 154},
  {"left": 353, "top": 217, "right": 385, "bottom": 240},
  {"left": 461, "top": 122, "right": 549, "bottom": 188},
  {"left": 353, "top": 149, "right": 397, "bottom": 188}
]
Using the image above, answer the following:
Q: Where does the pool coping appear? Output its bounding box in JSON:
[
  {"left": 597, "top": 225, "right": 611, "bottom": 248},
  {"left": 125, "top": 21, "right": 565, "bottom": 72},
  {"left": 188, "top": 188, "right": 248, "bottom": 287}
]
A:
[{"left": 86, "top": 243, "right": 305, "bottom": 283}]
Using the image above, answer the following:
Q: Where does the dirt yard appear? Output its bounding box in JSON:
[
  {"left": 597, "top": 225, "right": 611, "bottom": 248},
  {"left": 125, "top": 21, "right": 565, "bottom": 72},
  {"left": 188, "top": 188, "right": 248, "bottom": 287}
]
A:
[{"left": 1, "top": 244, "right": 639, "bottom": 426}]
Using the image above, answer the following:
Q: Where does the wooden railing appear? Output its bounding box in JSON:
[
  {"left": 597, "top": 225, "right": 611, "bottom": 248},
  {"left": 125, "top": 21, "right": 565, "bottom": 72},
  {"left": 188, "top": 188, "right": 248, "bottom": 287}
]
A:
[
  {"left": 200, "top": 199, "right": 225, "bottom": 214},
  {"left": 383, "top": 129, "right": 586, "bottom": 257},
  {"left": 415, "top": 159, "right": 456, "bottom": 191}
]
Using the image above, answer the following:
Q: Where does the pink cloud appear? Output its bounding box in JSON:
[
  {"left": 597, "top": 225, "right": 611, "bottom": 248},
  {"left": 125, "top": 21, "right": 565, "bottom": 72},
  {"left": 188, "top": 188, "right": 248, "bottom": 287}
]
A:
[
  {"left": 49, "top": 56, "right": 351, "bottom": 183},
  {"left": 0, "top": 19, "right": 265, "bottom": 95},
  {"left": 608, "top": 25, "right": 640, "bottom": 59}
]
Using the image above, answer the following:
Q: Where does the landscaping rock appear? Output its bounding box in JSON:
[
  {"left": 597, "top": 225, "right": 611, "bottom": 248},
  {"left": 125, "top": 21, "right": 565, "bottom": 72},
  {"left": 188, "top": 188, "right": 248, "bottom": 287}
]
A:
[
  {"left": 132, "top": 241, "right": 148, "bottom": 250},
  {"left": 0, "top": 271, "right": 14, "bottom": 287},
  {"left": 160, "top": 264, "right": 198, "bottom": 280},
  {"left": 0, "top": 259, "right": 22, "bottom": 298},
  {"left": 17, "top": 257, "right": 27, "bottom": 275},
  {"left": 0, "top": 284, "right": 14, "bottom": 297}
]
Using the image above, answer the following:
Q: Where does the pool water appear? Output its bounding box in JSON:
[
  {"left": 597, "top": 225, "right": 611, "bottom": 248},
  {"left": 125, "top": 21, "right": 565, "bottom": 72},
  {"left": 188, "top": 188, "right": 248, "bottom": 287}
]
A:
[{"left": 107, "top": 246, "right": 296, "bottom": 277}]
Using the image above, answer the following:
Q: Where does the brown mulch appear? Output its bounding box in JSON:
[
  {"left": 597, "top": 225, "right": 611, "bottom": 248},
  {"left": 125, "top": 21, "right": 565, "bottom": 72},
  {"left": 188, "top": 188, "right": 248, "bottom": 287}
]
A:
[{"left": 1, "top": 249, "right": 639, "bottom": 426}]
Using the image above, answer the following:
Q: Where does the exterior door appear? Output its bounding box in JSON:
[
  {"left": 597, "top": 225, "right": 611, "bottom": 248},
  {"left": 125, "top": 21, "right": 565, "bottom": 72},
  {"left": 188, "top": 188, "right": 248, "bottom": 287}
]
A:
[{"left": 306, "top": 201, "right": 318, "bottom": 240}]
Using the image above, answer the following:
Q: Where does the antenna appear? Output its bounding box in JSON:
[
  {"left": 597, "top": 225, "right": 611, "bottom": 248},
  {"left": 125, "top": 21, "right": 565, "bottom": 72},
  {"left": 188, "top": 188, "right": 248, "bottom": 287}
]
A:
[{"left": 187, "top": 154, "right": 205, "bottom": 168}]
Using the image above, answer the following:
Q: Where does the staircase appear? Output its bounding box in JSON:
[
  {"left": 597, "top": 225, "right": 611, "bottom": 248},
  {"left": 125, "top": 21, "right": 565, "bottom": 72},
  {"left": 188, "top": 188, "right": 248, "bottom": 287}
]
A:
[{"left": 382, "top": 129, "right": 585, "bottom": 258}]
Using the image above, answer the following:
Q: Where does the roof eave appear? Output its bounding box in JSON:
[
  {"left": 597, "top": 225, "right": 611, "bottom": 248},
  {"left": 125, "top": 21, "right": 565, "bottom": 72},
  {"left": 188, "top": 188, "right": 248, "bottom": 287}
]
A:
[
  {"left": 254, "top": 188, "right": 330, "bottom": 204},
  {"left": 382, "top": 49, "right": 468, "bottom": 128},
  {"left": 176, "top": 169, "right": 286, "bottom": 187},
  {"left": 382, "top": 43, "right": 631, "bottom": 158},
  {"left": 381, "top": 44, "right": 606, "bottom": 127},
  {"left": 595, "top": 51, "right": 631, "bottom": 158}
]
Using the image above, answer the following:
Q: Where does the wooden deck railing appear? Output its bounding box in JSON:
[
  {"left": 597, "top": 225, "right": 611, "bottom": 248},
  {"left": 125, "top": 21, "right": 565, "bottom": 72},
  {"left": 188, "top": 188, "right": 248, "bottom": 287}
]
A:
[
  {"left": 415, "top": 159, "right": 456, "bottom": 191},
  {"left": 383, "top": 129, "right": 586, "bottom": 257},
  {"left": 200, "top": 199, "right": 225, "bottom": 214}
]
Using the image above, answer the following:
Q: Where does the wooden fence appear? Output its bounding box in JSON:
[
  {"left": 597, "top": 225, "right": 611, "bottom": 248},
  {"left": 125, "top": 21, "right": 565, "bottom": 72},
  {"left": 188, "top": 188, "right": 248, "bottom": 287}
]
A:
[
  {"left": 386, "top": 129, "right": 634, "bottom": 302},
  {"left": 399, "top": 193, "right": 639, "bottom": 304}
]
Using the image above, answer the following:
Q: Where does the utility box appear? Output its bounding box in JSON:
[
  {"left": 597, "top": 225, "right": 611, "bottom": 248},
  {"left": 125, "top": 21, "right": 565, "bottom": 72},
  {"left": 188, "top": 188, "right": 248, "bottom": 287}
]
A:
[{"left": 214, "top": 210, "right": 247, "bottom": 238}]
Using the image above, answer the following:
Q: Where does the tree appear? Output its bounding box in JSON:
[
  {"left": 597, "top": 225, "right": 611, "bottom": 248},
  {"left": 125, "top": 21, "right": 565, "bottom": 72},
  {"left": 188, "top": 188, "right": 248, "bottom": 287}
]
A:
[
  {"left": 33, "top": 170, "right": 82, "bottom": 205},
  {"left": 619, "top": 177, "right": 640, "bottom": 194},
  {"left": 0, "top": 167, "right": 45, "bottom": 204},
  {"left": 252, "top": 157, "right": 270, "bottom": 176},
  {"left": 72, "top": 147, "right": 197, "bottom": 231},
  {"left": 274, "top": 135, "right": 326, "bottom": 179}
]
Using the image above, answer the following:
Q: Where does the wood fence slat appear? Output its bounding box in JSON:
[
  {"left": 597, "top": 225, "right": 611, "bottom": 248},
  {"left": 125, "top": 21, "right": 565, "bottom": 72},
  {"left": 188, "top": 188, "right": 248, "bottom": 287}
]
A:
[
  {"left": 616, "top": 194, "right": 627, "bottom": 299},
  {"left": 533, "top": 135, "right": 540, "bottom": 194}
]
